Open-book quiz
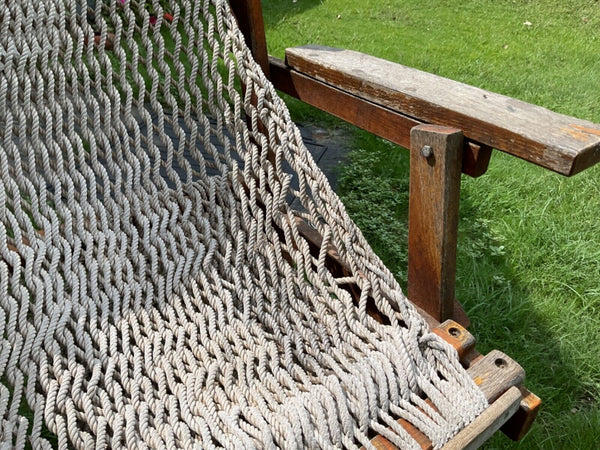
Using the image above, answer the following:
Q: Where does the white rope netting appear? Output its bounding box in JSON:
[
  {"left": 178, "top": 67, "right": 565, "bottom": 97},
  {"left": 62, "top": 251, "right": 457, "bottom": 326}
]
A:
[{"left": 0, "top": 0, "right": 488, "bottom": 448}]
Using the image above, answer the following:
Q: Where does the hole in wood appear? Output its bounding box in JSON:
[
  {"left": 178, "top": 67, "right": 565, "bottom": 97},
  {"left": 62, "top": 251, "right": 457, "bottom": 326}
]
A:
[
  {"left": 495, "top": 358, "right": 508, "bottom": 368},
  {"left": 448, "top": 327, "right": 460, "bottom": 337},
  {"left": 420, "top": 145, "right": 433, "bottom": 158}
]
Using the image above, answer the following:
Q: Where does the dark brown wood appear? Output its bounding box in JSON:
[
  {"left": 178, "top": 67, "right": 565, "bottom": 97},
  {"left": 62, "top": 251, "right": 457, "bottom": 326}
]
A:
[
  {"left": 269, "top": 57, "right": 490, "bottom": 178},
  {"left": 462, "top": 351, "right": 484, "bottom": 371},
  {"left": 408, "top": 125, "right": 463, "bottom": 322},
  {"left": 463, "top": 142, "right": 493, "bottom": 178},
  {"left": 271, "top": 56, "right": 416, "bottom": 149},
  {"left": 229, "top": 0, "right": 270, "bottom": 76},
  {"left": 285, "top": 46, "right": 600, "bottom": 176},
  {"left": 501, "top": 388, "right": 542, "bottom": 441},
  {"left": 468, "top": 350, "right": 526, "bottom": 404},
  {"left": 451, "top": 300, "right": 470, "bottom": 328}
]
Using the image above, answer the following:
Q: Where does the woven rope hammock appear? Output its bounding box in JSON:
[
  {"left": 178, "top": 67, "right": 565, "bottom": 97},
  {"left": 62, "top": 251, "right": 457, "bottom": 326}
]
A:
[{"left": 0, "top": 1, "right": 488, "bottom": 448}]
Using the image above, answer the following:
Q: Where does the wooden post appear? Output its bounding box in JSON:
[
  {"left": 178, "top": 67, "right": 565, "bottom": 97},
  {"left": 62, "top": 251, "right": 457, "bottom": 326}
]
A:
[
  {"left": 408, "top": 125, "right": 463, "bottom": 323},
  {"left": 229, "top": 0, "right": 270, "bottom": 77}
]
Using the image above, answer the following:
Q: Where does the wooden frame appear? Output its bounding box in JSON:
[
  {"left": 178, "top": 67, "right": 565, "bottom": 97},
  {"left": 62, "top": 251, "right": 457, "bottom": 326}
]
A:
[
  {"left": 407, "top": 125, "right": 463, "bottom": 323},
  {"left": 229, "top": 1, "right": 600, "bottom": 446},
  {"left": 228, "top": 0, "right": 599, "bottom": 322},
  {"left": 292, "top": 215, "right": 541, "bottom": 448},
  {"left": 280, "top": 46, "right": 600, "bottom": 327}
]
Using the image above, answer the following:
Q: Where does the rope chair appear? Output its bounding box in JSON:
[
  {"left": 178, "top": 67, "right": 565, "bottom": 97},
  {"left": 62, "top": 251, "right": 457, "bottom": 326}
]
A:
[{"left": 1, "top": 1, "right": 497, "bottom": 448}]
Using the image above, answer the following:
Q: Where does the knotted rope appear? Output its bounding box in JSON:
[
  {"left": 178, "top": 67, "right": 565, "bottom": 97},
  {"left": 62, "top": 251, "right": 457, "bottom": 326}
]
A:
[{"left": 0, "top": 0, "right": 487, "bottom": 448}]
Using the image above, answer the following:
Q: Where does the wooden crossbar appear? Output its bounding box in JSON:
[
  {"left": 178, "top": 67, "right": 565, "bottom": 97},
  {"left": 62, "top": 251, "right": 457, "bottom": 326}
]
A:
[
  {"left": 284, "top": 45, "right": 600, "bottom": 176},
  {"left": 268, "top": 56, "right": 492, "bottom": 178}
]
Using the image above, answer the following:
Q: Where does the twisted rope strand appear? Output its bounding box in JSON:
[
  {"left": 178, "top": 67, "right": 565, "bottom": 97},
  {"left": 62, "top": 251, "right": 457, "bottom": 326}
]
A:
[{"left": 0, "top": 1, "right": 487, "bottom": 448}]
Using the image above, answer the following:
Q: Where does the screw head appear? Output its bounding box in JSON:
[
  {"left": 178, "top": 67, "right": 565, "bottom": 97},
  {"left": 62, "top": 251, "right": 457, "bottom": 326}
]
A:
[{"left": 421, "top": 145, "right": 433, "bottom": 158}]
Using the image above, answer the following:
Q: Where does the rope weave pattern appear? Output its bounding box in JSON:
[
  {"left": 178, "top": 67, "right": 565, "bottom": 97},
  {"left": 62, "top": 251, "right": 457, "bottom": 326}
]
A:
[{"left": 0, "top": 0, "right": 488, "bottom": 448}]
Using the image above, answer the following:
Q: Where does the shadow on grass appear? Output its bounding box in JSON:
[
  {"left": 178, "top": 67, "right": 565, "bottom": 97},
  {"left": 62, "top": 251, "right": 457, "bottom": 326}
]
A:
[
  {"left": 458, "top": 177, "right": 600, "bottom": 449},
  {"left": 334, "top": 128, "right": 598, "bottom": 449}
]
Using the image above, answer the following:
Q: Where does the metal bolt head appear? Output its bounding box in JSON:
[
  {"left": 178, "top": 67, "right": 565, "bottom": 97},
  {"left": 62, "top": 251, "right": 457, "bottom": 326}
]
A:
[{"left": 421, "top": 145, "right": 433, "bottom": 158}]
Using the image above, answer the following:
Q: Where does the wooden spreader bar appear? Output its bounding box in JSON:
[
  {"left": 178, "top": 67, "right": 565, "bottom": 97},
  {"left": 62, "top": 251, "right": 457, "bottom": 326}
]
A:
[
  {"left": 369, "top": 322, "right": 534, "bottom": 450},
  {"left": 292, "top": 217, "right": 540, "bottom": 448},
  {"left": 284, "top": 45, "right": 600, "bottom": 176}
]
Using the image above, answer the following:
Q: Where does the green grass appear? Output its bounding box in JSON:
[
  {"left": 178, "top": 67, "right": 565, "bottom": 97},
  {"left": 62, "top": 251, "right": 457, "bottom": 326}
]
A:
[{"left": 263, "top": 0, "right": 600, "bottom": 448}]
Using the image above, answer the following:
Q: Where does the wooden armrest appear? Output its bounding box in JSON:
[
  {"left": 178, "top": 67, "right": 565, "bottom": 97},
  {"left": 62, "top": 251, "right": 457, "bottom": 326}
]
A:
[{"left": 285, "top": 45, "right": 600, "bottom": 176}]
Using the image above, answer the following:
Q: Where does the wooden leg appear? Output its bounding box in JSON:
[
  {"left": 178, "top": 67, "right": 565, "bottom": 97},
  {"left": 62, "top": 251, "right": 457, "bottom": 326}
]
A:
[
  {"left": 229, "top": 0, "right": 270, "bottom": 77},
  {"left": 500, "top": 388, "right": 542, "bottom": 441},
  {"left": 408, "top": 125, "right": 463, "bottom": 323}
]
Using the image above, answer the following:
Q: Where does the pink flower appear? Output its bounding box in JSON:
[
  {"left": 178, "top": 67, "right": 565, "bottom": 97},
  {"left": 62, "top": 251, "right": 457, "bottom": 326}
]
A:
[{"left": 149, "top": 15, "right": 157, "bottom": 25}]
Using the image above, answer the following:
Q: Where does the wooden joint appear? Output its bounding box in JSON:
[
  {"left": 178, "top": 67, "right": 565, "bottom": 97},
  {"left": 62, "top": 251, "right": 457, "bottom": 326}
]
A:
[
  {"left": 467, "top": 350, "right": 525, "bottom": 403},
  {"left": 500, "top": 388, "right": 541, "bottom": 441},
  {"left": 434, "top": 320, "right": 475, "bottom": 358},
  {"left": 463, "top": 142, "right": 493, "bottom": 177}
]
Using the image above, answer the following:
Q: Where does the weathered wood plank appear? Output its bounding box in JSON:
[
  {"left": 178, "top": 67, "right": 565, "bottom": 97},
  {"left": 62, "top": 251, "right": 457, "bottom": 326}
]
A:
[
  {"left": 269, "top": 57, "right": 492, "bottom": 178},
  {"left": 434, "top": 320, "right": 476, "bottom": 359},
  {"left": 408, "top": 125, "right": 463, "bottom": 322},
  {"left": 285, "top": 46, "right": 600, "bottom": 176},
  {"left": 442, "top": 387, "right": 522, "bottom": 450},
  {"left": 468, "top": 350, "right": 525, "bottom": 404}
]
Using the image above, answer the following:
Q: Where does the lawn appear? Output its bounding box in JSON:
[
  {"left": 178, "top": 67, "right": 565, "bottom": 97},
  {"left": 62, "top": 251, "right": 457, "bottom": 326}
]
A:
[{"left": 262, "top": 0, "right": 600, "bottom": 448}]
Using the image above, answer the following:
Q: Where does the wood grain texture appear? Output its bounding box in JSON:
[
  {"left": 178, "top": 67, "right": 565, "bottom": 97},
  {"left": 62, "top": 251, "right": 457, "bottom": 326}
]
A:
[
  {"left": 370, "top": 350, "right": 525, "bottom": 450},
  {"left": 268, "top": 57, "right": 491, "bottom": 178},
  {"left": 285, "top": 46, "right": 600, "bottom": 176},
  {"left": 408, "top": 125, "right": 463, "bottom": 322},
  {"left": 229, "top": 0, "right": 269, "bottom": 76},
  {"left": 434, "top": 320, "right": 476, "bottom": 359},
  {"left": 290, "top": 215, "right": 534, "bottom": 447},
  {"left": 370, "top": 422, "right": 431, "bottom": 449},
  {"left": 500, "top": 388, "right": 542, "bottom": 441},
  {"left": 468, "top": 350, "right": 526, "bottom": 404},
  {"left": 441, "top": 387, "right": 522, "bottom": 450},
  {"left": 413, "top": 300, "right": 470, "bottom": 330}
]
